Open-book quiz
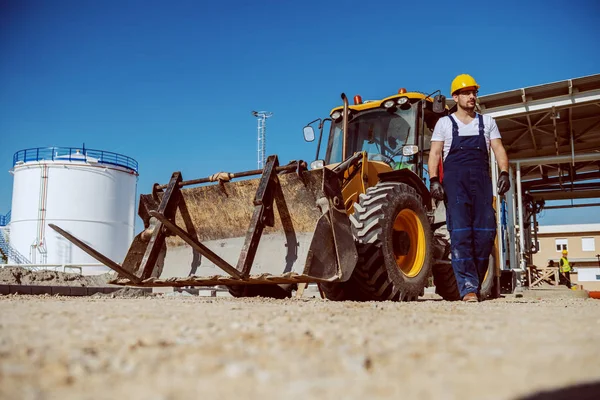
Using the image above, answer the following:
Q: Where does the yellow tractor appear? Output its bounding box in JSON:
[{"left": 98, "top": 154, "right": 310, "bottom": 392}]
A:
[{"left": 50, "top": 88, "right": 494, "bottom": 301}]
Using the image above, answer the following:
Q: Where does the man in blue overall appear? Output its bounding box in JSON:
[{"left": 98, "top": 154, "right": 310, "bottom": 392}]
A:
[{"left": 428, "top": 74, "right": 510, "bottom": 302}]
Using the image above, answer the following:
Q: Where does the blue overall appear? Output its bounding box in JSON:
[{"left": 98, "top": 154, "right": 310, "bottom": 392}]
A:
[{"left": 443, "top": 114, "right": 496, "bottom": 298}]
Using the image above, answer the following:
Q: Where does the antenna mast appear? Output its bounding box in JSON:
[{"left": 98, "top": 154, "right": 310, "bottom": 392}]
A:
[{"left": 251, "top": 110, "right": 273, "bottom": 169}]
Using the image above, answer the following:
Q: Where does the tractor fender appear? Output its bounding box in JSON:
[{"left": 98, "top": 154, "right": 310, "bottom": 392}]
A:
[{"left": 377, "top": 169, "right": 432, "bottom": 211}]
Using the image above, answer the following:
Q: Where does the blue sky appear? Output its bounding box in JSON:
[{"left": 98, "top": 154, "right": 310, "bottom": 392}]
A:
[{"left": 1, "top": 0, "right": 599, "bottom": 231}]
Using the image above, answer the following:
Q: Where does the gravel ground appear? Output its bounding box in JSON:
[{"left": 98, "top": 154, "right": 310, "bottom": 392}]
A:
[{"left": 1, "top": 294, "right": 599, "bottom": 400}]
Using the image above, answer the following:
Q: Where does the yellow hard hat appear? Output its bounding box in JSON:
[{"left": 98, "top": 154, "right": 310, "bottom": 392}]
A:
[
  {"left": 451, "top": 74, "right": 480, "bottom": 95},
  {"left": 562, "top": 249, "right": 568, "bottom": 255}
]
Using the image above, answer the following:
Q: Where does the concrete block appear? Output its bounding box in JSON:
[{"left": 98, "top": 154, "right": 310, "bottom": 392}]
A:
[
  {"left": 52, "top": 287, "right": 70, "bottom": 296},
  {"left": 10, "top": 285, "right": 32, "bottom": 295},
  {"left": 30, "top": 285, "right": 50, "bottom": 295},
  {"left": 85, "top": 287, "right": 105, "bottom": 296},
  {"left": 69, "top": 287, "right": 87, "bottom": 296}
]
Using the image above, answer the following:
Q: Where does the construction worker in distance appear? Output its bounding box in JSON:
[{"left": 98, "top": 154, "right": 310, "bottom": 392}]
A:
[
  {"left": 559, "top": 249, "right": 572, "bottom": 288},
  {"left": 428, "top": 74, "right": 510, "bottom": 302}
]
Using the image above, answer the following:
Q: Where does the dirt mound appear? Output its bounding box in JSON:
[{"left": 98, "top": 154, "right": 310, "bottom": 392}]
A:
[{"left": 0, "top": 267, "right": 117, "bottom": 287}]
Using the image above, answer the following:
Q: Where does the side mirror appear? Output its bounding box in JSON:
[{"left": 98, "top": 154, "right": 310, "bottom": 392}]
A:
[
  {"left": 303, "top": 126, "right": 315, "bottom": 142},
  {"left": 433, "top": 95, "right": 446, "bottom": 114}
]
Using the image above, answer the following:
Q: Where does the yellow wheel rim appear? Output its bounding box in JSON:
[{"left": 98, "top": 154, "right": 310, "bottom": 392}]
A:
[{"left": 392, "top": 209, "right": 426, "bottom": 278}]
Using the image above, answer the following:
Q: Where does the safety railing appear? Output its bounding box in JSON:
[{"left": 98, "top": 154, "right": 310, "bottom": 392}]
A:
[
  {"left": 0, "top": 229, "right": 31, "bottom": 264},
  {"left": 0, "top": 211, "right": 10, "bottom": 227},
  {"left": 13, "top": 147, "right": 138, "bottom": 173}
]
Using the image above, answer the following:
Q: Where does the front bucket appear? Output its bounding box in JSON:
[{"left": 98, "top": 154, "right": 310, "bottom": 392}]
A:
[{"left": 52, "top": 158, "right": 357, "bottom": 287}]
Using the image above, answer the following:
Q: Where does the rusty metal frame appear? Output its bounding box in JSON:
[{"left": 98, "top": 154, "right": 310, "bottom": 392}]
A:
[
  {"left": 136, "top": 172, "right": 183, "bottom": 279},
  {"left": 147, "top": 155, "right": 285, "bottom": 280},
  {"left": 236, "top": 154, "right": 279, "bottom": 277}
]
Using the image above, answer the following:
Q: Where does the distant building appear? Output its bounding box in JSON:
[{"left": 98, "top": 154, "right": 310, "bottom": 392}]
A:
[{"left": 532, "top": 224, "right": 600, "bottom": 291}]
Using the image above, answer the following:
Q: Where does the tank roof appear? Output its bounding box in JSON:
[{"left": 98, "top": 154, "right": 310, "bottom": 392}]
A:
[{"left": 13, "top": 147, "right": 138, "bottom": 174}]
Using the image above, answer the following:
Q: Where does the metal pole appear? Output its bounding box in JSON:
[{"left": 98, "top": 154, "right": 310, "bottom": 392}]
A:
[
  {"left": 491, "top": 150, "right": 505, "bottom": 271},
  {"left": 516, "top": 162, "right": 526, "bottom": 270},
  {"left": 341, "top": 94, "right": 349, "bottom": 160},
  {"left": 509, "top": 152, "right": 600, "bottom": 166},
  {"left": 252, "top": 111, "right": 273, "bottom": 170},
  {"left": 508, "top": 166, "right": 518, "bottom": 271},
  {"left": 257, "top": 116, "right": 261, "bottom": 169}
]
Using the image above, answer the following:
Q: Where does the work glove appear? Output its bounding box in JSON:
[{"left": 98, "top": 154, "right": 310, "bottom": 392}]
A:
[
  {"left": 497, "top": 171, "right": 510, "bottom": 195},
  {"left": 430, "top": 177, "right": 444, "bottom": 201}
]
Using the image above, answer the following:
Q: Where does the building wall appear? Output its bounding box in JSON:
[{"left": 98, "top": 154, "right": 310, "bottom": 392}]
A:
[
  {"left": 532, "top": 230, "right": 600, "bottom": 291},
  {"left": 533, "top": 232, "right": 600, "bottom": 267},
  {"left": 571, "top": 271, "right": 600, "bottom": 292}
]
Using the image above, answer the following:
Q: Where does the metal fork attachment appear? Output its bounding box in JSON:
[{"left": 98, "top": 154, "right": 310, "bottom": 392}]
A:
[{"left": 50, "top": 154, "right": 359, "bottom": 287}]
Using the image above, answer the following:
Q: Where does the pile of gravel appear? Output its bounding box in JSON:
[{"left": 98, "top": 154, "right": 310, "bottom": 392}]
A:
[
  {"left": 91, "top": 287, "right": 153, "bottom": 298},
  {"left": 0, "top": 267, "right": 117, "bottom": 287}
]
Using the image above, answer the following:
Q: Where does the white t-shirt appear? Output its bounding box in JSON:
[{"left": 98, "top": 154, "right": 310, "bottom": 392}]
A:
[{"left": 431, "top": 113, "right": 502, "bottom": 161}]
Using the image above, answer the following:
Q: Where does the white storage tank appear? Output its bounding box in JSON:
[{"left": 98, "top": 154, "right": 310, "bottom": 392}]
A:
[{"left": 9, "top": 147, "right": 138, "bottom": 274}]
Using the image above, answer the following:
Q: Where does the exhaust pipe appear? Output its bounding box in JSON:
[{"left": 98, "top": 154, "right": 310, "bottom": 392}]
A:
[{"left": 341, "top": 93, "right": 349, "bottom": 160}]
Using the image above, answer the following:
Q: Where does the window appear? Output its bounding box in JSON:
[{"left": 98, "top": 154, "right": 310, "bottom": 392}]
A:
[
  {"left": 326, "top": 107, "right": 416, "bottom": 166},
  {"left": 582, "top": 237, "right": 596, "bottom": 252},
  {"left": 555, "top": 238, "right": 568, "bottom": 252}
]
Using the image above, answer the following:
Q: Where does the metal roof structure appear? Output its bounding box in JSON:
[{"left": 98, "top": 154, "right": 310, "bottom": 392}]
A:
[
  {"left": 537, "top": 223, "right": 600, "bottom": 234},
  {"left": 478, "top": 74, "right": 600, "bottom": 202}
]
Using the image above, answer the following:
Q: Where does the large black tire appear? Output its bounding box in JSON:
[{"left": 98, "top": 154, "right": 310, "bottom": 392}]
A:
[
  {"left": 319, "top": 274, "right": 371, "bottom": 301},
  {"left": 227, "top": 284, "right": 294, "bottom": 299},
  {"left": 433, "top": 253, "right": 495, "bottom": 301},
  {"left": 323, "top": 182, "right": 433, "bottom": 301}
]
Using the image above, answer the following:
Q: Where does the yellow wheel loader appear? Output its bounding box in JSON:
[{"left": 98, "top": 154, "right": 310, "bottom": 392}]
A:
[{"left": 50, "top": 88, "right": 495, "bottom": 301}]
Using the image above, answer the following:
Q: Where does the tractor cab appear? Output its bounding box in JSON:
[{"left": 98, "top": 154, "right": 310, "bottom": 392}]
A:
[{"left": 304, "top": 89, "right": 447, "bottom": 182}]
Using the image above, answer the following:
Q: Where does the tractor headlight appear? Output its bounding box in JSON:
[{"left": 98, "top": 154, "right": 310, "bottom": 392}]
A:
[
  {"left": 331, "top": 111, "right": 342, "bottom": 122},
  {"left": 383, "top": 100, "right": 396, "bottom": 109},
  {"left": 397, "top": 96, "right": 409, "bottom": 105},
  {"left": 402, "top": 145, "right": 419, "bottom": 156},
  {"left": 310, "top": 160, "right": 324, "bottom": 170}
]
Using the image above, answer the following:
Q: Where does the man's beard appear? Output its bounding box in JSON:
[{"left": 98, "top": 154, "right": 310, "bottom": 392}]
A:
[{"left": 462, "top": 102, "right": 476, "bottom": 112}]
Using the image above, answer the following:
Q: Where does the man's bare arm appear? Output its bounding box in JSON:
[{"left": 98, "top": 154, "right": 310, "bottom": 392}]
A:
[
  {"left": 491, "top": 138, "right": 509, "bottom": 172},
  {"left": 428, "top": 141, "right": 444, "bottom": 178}
]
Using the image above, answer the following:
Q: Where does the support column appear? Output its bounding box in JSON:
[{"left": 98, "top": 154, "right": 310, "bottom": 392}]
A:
[
  {"left": 507, "top": 166, "right": 518, "bottom": 271},
  {"left": 516, "top": 162, "right": 526, "bottom": 270},
  {"left": 491, "top": 150, "right": 505, "bottom": 271}
]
